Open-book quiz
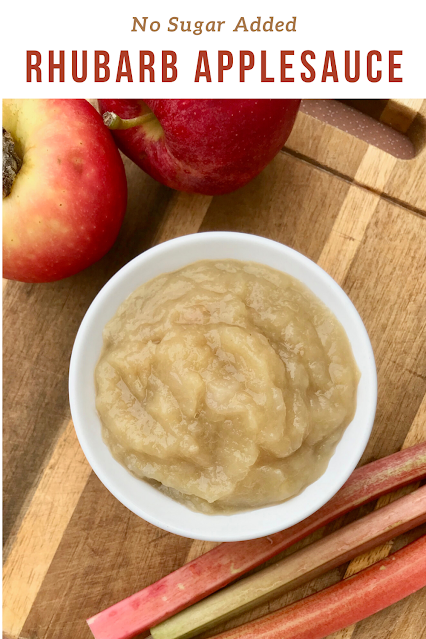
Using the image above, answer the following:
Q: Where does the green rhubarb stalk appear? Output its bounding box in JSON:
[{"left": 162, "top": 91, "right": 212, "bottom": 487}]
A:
[{"left": 151, "top": 485, "right": 426, "bottom": 639}]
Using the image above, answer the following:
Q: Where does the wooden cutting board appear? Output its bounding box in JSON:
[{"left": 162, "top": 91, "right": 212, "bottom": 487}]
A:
[{"left": 3, "top": 99, "right": 426, "bottom": 639}]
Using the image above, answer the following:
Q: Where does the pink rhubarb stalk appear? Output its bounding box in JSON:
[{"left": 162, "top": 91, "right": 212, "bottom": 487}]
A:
[
  {"left": 209, "top": 534, "right": 426, "bottom": 639},
  {"left": 87, "top": 442, "right": 426, "bottom": 639}
]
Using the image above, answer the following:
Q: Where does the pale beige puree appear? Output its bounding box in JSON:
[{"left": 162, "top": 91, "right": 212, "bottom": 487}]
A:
[{"left": 95, "top": 260, "right": 360, "bottom": 513}]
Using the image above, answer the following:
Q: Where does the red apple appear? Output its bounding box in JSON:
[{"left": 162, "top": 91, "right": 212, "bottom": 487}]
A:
[
  {"left": 3, "top": 99, "right": 128, "bottom": 283},
  {"left": 98, "top": 99, "right": 300, "bottom": 195}
]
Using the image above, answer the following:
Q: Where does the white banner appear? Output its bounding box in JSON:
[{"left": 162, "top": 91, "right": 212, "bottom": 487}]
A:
[{"left": 1, "top": 0, "right": 426, "bottom": 97}]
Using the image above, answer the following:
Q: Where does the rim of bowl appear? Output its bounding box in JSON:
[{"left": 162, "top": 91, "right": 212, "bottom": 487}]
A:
[{"left": 69, "top": 231, "right": 377, "bottom": 542}]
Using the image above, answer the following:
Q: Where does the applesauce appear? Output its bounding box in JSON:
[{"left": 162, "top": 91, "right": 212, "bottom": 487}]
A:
[{"left": 95, "top": 260, "right": 360, "bottom": 513}]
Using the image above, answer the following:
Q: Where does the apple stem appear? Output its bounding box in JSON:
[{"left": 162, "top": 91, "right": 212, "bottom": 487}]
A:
[
  {"left": 3, "top": 128, "right": 22, "bottom": 199},
  {"left": 103, "top": 111, "right": 157, "bottom": 131}
]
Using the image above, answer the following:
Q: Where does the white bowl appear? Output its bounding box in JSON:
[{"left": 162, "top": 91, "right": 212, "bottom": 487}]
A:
[{"left": 69, "top": 232, "right": 377, "bottom": 542}]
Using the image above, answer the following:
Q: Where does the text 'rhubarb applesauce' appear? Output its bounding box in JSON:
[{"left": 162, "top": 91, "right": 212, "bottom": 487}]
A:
[{"left": 95, "top": 260, "right": 360, "bottom": 513}]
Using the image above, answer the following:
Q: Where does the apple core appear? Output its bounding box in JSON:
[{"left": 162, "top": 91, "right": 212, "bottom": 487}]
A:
[{"left": 2, "top": 128, "right": 22, "bottom": 198}]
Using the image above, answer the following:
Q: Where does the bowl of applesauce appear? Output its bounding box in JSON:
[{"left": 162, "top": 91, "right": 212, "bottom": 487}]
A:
[{"left": 69, "top": 232, "right": 376, "bottom": 541}]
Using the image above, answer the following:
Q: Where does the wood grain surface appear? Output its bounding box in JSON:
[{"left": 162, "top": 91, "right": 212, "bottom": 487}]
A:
[{"left": 3, "top": 99, "right": 426, "bottom": 639}]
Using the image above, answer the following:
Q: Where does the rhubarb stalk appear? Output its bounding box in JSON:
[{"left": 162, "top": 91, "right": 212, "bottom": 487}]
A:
[
  {"left": 208, "top": 534, "right": 426, "bottom": 639},
  {"left": 87, "top": 443, "right": 426, "bottom": 639},
  {"left": 151, "top": 485, "right": 426, "bottom": 639}
]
